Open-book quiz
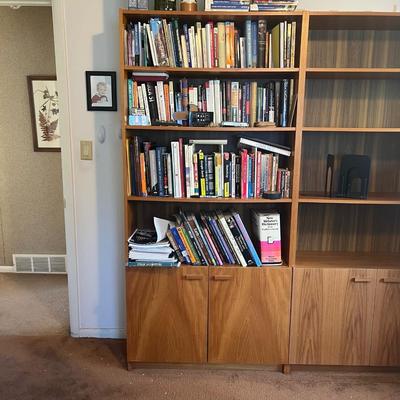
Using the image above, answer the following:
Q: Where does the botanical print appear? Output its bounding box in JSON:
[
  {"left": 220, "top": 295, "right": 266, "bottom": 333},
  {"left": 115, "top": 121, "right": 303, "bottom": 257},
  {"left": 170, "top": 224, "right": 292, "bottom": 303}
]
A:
[{"left": 29, "top": 77, "right": 61, "bottom": 151}]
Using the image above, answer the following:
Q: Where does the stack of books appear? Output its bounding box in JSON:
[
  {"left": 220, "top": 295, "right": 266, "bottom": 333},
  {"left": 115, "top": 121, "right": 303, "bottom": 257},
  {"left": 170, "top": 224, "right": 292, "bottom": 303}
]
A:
[
  {"left": 205, "top": 0, "right": 250, "bottom": 12},
  {"left": 126, "top": 136, "right": 291, "bottom": 199},
  {"left": 127, "top": 77, "right": 296, "bottom": 127},
  {"left": 127, "top": 228, "right": 180, "bottom": 267},
  {"left": 124, "top": 18, "right": 296, "bottom": 68},
  {"left": 250, "top": 0, "right": 298, "bottom": 11},
  {"left": 166, "top": 210, "right": 262, "bottom": 267}
]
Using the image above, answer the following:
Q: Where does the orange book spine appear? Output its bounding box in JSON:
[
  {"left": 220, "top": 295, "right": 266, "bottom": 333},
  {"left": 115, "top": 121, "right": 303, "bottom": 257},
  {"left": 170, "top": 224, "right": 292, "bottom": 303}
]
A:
[
  {"left": 225, "top": 23, "right": 232, "bottom": 68},
  {"left": 177, "top": 226, "right": 197, "bottom": 264},
  {"left": 164, "top": 83, "right": 170, "bottom": 121}
]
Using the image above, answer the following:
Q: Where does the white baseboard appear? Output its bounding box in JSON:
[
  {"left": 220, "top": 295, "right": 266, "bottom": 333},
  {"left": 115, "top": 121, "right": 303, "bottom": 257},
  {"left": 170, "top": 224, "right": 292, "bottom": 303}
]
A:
[
  {"left": 74, "top": 328, "right": 126, "bottom": 339},
  {"left": 0, "top": 266, "right": 15, "bottom": 273}
]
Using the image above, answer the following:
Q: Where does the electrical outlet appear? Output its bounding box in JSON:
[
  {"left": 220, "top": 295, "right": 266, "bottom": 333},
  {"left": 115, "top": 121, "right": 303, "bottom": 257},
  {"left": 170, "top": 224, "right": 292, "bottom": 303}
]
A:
[{"left": 80, "top": 140, "right": 93, "bottom": 160}]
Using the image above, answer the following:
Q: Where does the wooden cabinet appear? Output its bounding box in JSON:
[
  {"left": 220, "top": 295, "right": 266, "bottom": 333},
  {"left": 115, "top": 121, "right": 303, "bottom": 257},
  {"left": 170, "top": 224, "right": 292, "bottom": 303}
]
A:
[
  {"left": 370, "top": 269, "right": 400, "bottom": 366},
  {"left": 290, "top": 268, "right": 377, "bottom": 365},
  {"left": 208, "top": 267, "right": 291, "bottom": 364},
  {"left": 126, "top": 266, "right": 208, "bottom": 363}
]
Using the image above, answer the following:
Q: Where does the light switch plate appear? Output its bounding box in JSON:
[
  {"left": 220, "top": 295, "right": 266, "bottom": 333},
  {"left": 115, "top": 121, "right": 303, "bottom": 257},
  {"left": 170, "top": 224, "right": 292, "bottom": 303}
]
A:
[{"left": 80, "top": 140, "right": 93, "bottom": 160}]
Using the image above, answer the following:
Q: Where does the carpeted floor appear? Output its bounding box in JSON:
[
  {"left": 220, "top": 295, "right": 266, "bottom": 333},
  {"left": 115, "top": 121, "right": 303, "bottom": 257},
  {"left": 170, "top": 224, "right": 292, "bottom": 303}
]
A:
[
  {"left": 0, "top": 336, "right": 399, "bottom": 400},
  {"left": 0, "top": 273, "right": 69, "bottom": 336}
]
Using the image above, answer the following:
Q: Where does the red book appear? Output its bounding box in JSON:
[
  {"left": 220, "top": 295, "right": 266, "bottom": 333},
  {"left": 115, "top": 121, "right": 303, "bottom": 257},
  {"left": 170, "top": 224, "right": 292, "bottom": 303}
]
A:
[
  {"left": 179, "top": 138, "right": 186, "bottom": 198},
  {"left": 241, "top": 149, "right": 248, "bottom": 199}
]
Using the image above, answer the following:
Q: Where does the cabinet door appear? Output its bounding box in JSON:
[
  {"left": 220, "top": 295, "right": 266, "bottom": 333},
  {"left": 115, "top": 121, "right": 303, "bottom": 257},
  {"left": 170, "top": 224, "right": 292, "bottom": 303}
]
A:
[
  {"left": 370, "top": 269, "right": 400, "bottom": 366},
  {"left": 290, "top": 268, "right": 376, "bottom": 365},
  {"left": 208, "top": 267, "right": 291, "bottom": 364},
  {"left": 126, "top": 266, "right": 208, "bottom": 363}
]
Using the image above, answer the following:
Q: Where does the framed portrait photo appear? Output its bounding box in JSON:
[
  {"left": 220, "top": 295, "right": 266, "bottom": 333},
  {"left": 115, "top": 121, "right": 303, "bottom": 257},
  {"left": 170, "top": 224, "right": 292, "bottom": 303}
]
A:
[
  {"left": 27, "top": 75, "right": 60, "bottom": 152},
  {"left": 85, "top": 71, "right": 117, "bottom": 111}
]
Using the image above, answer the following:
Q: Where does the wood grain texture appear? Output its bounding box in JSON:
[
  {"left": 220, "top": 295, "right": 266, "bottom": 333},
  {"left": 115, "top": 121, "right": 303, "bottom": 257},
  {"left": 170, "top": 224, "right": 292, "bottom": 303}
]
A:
[
  {"left": 297, "top": 204, "right": 400, "bottom": 254},
  {"left": 126, "top": 125, "right": 296, "bottom": 132},
  {"left": 304, "top": 79, "right": 400, "bottom": 128},
  {"left": 290, "top": 268, "right": 377, "bottom": 365},
  {"left": 208, "top": 267, "right": 291, "bottom": 364},
  {"left": 300, "top": 132, "right": 400, "bottom": 194},
  {"left": 308, "top": 30, "right": 400, "bottom": 68},
  {"left": 296, "top": 251, "right": 400, "bottom": 269},
  {"left": 299, "top": 194, "right": 400, "bottom": 205},
  {"left": 307, "top": 68, "right": 400, "bottom": 79},
  {"left": 370, "top": 269, "right": 400, "bottom": 366},
  {"left": 128, "top": 196, "right": 292, "bottom": 204},
  {"left": 126, "top": 266, "right": 208, "bottom": 363}
]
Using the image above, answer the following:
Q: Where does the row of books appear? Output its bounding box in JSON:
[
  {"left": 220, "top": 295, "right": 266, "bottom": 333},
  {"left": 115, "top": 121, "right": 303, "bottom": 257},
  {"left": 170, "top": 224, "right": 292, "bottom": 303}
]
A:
[
  {"left": 166, "top": 210, "right": 262, "bottom": 267},
  {"left": 126, "top": 137, "right": 291, "bottom": 199},
  {"left": 205, "top": 0, "right": 298, "bottom": 12},
  {"left": 127, "top": 77, "right": 296, "bottom": 127},
  {"left": 124, "top": 18, "right": 296, "bottom": 69}
]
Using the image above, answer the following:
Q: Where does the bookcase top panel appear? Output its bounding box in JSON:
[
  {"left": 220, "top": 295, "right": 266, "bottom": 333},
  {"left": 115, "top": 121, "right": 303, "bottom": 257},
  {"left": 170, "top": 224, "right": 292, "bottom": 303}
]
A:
[
  {"left": 308, "top": 12, "right": 400, "bottom": 30},
  {"left": 121, "top": 9, "right": 303, "bottom": 23}
]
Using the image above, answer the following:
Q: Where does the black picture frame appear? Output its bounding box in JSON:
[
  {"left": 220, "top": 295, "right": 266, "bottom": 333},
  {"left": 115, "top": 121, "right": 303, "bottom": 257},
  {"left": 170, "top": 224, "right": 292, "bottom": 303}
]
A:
[{"left": 85, "top": 71, "right": 117, "bottom": 111}]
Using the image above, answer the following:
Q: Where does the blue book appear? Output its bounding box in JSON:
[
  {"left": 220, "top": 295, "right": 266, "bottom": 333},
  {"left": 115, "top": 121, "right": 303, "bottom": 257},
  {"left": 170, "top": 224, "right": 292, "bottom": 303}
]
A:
[
  {"left": 155, "top": 147, "right": 166, "bottom": 196},
  {"left": 170, "top": 227, "right": 190, "bottom": 264},
  {"left": 231, "top": 211, "right": 262, "bottom": 266},
  {"left": 248, "top": 154, "right": 253, "bottom": 198},
  {"left": 127, "top": 261, "right": 180, "bottom": 267},
  {"left": 209, "top": 214, "right": 236, "bottom": 264},
  {"left": 245, "top": 20, "right": 252, "bottom": 68},
  {"left": 211, "top": 4, "right": 249, "bottom": 9},
  {"left": 251, "top": 21, "right": 258, "bottom": 68}
]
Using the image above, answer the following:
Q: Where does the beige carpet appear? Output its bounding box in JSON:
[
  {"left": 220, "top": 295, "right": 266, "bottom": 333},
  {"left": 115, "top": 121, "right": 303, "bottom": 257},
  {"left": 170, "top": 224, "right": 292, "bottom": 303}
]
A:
[
  {"left": 0, "top": 273, "right": 69, "bottom": 335},
  {"left": 0, "top": 336, "right": 399, "bottom": 400}
]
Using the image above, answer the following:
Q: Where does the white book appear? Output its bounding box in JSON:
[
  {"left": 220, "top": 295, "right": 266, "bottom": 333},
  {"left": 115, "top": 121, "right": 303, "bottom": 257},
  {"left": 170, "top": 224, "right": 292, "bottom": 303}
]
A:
[
  {"left": 217, "top": 211, "right": 247, "bottom": 267},
  {"left": 184, "top": 145, "right": 191, "bottom": 198},
  {"left": 180, "top": 34, "right": 189, "bottom": 68},
  {"left": 137, "top": 84, "right": 144, "bottom": 110},
  {"left": 145, "top": 23, "right": 159, "bottom": 66},
  {"left": 201, "top": 28, "right": 208, "bottom": 68},
  {"left": 169, "top": 81, "right": 175, "bottom": 119},
  {"left": 238, "top": 137, "right": 291, "bottom": 157},
  {"left": 208, "top": 80, "right": 215, "bottom": 123},
  {"left": 138, "top": 22, "right": 143, "bottom": 66},
  {"left": 154, "top": 84, "right": 162, "bottom": 121},
  {"left": 291, "top": 22, "right": 297, "bottom": 68},
  {"left": 279, "top": 22, "right": 285, "bottom": 68},
  {"left": 171, "top": 142, "right": 181, "bottom": 198},
  {"left": 205, "top": 24, "right": 212, "bottom": 69},
  {"left": 188, "top": 145, "right": 195, "bottom": 197},
  {"left": 149, "top": 149, "right": 158, "bottom": 194},
  {"left": 156, "top": 81, "right": 166, "bottom": 121},
  {"left": 213, "top": 80, "right": 221, "bottom": 125},
  {"left": 166, "top": 153, "right": 173, "bottom": 196},
  {"left": 196, "top": 22, "right": 203, "bottom": 68},
  {"left": 189, "top": 139, "right": 228, "bottom": 145},
  {"left": 189, "top": 26, "right": 197, "bottom": 68}
]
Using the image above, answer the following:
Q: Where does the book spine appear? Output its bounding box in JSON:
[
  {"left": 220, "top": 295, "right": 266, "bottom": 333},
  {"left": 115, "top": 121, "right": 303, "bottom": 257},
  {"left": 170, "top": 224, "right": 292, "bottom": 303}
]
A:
[
  {"left": 170, "top": 227, "right": 190, "bottom": 264},
  {"left": 209, "top": 214, "right": 236, "bottom": 264},
  {"left": 180, "top": 212, "right": 207, "bottom": 265},
  {"left": 198, "top": 150, "right": 206, "bottom": 197},
  {"left": 245, "top": 20, "right": 252, "bottom": 68},
  {"left": 189, "top": 213, "right": 215, "bottom": 266},
  {"left": 155, "top": 147, "right": 166, "bottom": 196},
  {"left": 166, "top": 230, "right": 184, "bottom": 262},
  {"left": 177, "top": 225, "right": 200, "bottom": 265}
]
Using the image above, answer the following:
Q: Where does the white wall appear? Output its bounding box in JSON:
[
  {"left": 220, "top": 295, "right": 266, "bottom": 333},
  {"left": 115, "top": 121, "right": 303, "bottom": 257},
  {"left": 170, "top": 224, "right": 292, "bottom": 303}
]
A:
[
  {"left": 300, "top": 0, "right": 399, "bottom": 11},
  {"left": 54, "top": 0, "right": 398, "bottom": 338}
]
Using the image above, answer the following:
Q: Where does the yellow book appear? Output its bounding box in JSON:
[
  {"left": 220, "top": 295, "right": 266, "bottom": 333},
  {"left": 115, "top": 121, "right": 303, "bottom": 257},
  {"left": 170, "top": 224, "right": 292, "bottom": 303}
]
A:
[
  {"left": 198, "top": 150, "right": 206, "bottom": 197},
  {"left": 290, "top": 22, "right": 297, "bottom": 68},
  {"left": 217, "top": 22, "right": 226, "bottom": 68},
  {"left": 225, "top": 22, "right": 232, "bottom": 68},
  {"left": 271, "top": 24, "right": 280, "bottom": 68},
  {"left": 250, "top": 82, "right": 257, "bottom": 127},
  {"left": 180, "top": 34, "right": 189, "bottom": 68}
]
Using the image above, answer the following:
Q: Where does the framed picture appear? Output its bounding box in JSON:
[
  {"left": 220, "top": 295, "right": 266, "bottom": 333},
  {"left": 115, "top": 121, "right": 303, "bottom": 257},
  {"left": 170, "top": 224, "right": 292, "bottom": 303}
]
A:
[
  {"left": 85, "top": 71, "right": 117, "bottom": 111},
  {"left": 27, "top": 75, "right": 60, "bottom": 152}
]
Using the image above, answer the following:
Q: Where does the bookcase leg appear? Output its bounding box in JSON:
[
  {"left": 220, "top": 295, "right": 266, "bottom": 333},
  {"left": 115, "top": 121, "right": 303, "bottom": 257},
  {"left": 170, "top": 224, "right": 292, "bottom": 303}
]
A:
[
  {"left": 282, "top": 364, "right": 291, "bottom": 374},
  {"left": 127, "top": 362, "right": 134, "bottom": 371}
]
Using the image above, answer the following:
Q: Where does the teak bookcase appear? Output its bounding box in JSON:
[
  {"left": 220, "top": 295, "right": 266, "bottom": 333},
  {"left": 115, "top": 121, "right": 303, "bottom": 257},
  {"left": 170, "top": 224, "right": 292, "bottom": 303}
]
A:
[{"left": 120, "top": 10, "right": 400, "bottom": 370}]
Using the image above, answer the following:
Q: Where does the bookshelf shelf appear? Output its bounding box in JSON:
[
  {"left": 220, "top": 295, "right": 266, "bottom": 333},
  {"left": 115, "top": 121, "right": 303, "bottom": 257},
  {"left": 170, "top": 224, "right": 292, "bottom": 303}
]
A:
[
  {"left": 296, "top": 251, "right": 400, "bottom": 269},
  {"left": 306, "top": 68, "right": 400, "bottom": 79},
  {"left": 125, "top": 66, "right": 300, "bottom": 77},
  {"left": 299, "top": 193, "right": 400, "bottom": 205},
  {"left": 128, "top": 195, "right": 292, "bottom": 204},
  {"left": 302, "top": 127, "right": 400, "bottom": 133},
  {"left": 125, "top": 125, "right": 296, "bottom": 132}
]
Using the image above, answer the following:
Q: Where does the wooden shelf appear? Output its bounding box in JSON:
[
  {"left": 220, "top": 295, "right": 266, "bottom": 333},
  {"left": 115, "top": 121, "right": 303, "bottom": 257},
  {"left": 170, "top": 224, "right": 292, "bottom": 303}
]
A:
[
  {"left": 306, "top": 68, "right": 400, "bottom": 79},
  {"left": 122, "top": 9, "right": 303, "bottom": 22},
  {"left": 299, "top": 193, "right": 400, "bottom": 205},
  {"left": 296, "top": 251, "right": 400, "bottom": 269},
  {"left": 126, "top": 264, "right": 289, "bottom": 269},
  {"left": 125, "top": 125, "right": 295, "bottom": 132},
  {"left": 128, "top": 196, "right": 292, "bottom": 204},
  {"left": 309, "top": 12, "right": 400, "bottom": 30},
  {"left": 125, "top": 66, "right": 299, "bottom": 77},
  {"left": 303, "top": 127, "right": 400, "bottom": 133}
]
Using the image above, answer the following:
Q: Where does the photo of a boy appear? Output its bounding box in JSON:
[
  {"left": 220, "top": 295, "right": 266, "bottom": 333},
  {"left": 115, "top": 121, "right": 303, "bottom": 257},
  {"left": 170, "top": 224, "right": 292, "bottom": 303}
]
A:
[{"left": 91, "top": 81, "right": 109, "bottom": 105}]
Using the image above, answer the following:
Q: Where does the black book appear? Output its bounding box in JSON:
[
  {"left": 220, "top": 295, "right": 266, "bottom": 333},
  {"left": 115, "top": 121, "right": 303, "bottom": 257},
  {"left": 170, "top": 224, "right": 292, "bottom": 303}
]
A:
[
  {"left": 205, "top": 154, "right": 215, "bottom": 197},
  {"left": 145, "top": 82, "right": 159, "bottom": 122},
  {"left": 257, "top": 20, "right": 267, "bottom": 68},
  {"left": 235, "top": 156, "right": 241, "bottom": 198},
  {"left": 280, "top": 79, "right": 289, "bottom": 128}
]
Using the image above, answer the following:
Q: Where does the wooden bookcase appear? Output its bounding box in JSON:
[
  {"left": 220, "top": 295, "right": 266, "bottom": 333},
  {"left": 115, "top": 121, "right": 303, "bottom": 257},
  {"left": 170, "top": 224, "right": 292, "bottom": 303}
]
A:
[{"left": 120, "top": 10, "right": 400, "bottom": 370}]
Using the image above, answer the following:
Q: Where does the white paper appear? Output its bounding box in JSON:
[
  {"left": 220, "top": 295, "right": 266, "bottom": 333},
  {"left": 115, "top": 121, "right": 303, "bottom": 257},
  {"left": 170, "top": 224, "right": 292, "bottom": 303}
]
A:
[{"left": 154, "top": 217, "right": 174, "bottom": 243}]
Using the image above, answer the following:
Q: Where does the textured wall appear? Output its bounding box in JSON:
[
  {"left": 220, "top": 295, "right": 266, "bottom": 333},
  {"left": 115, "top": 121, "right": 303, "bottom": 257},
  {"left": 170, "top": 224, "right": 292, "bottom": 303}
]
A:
[{"left": 0, "top": 7, "right": 65, "bottom": 266}]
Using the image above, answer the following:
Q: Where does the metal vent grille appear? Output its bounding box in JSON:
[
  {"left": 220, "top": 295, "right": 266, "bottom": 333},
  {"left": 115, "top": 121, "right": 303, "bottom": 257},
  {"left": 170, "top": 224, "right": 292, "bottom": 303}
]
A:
[{"left": 13, "top": 255, "right": 66, "bottom": 274}]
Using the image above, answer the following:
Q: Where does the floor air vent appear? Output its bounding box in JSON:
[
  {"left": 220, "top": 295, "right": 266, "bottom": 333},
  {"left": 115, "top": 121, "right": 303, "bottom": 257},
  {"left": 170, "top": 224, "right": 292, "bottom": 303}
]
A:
[{"left": 13, "top": 255, "right": 67, "bottom": 274}]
